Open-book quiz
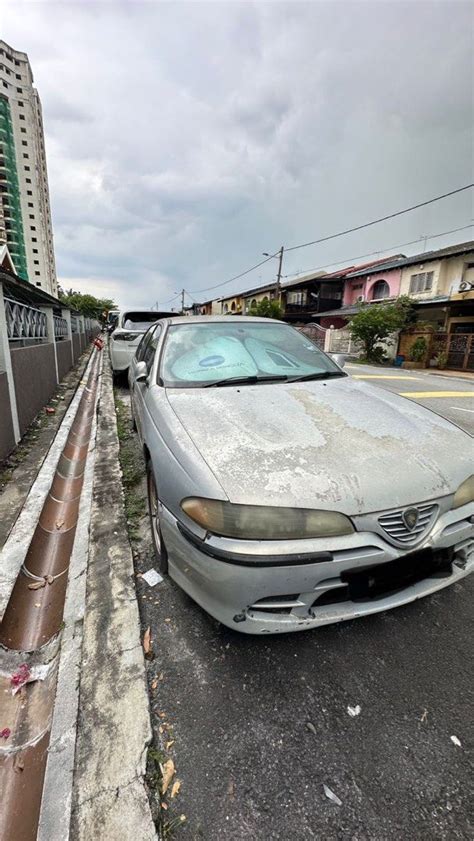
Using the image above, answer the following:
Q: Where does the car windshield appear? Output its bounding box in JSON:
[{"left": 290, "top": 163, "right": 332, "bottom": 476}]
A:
[
  {"left": 160, "top": 321, "right": 345, "bottom": 388},
  {"left": 122, "top": 312, "right": 159, "bottom": 331}
]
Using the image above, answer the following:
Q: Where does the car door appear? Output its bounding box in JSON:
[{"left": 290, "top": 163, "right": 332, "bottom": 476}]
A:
[
  {"left": 130, "top": 325, "right": 154, "bottom": 437},
  {"left": 132, "top": 323, "right": 162, "bottom": 441}
]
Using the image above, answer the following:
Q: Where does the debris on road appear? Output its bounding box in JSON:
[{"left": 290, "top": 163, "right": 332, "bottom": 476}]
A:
[
  {"left": 420, "top": 708, "right": 428, "bottom": 723},
  {"left": 347, "top": 705, "right": 361, "bottom": 717},
  {"left": 323, "top": 784, "right": 342, "bottom": 806},
  {"left": 141, "top": 568, "right": 163, "bottom": 587},
  {"left": 306, "top": 722, "right": 317, "bottom": 735},
  {"left": 450, "top": 735, "right": 462, "bottom": 747},
  {"left": 171, "top": 779, "right": 181, "bottom": 798},
  {"left": 143, "top": 626, "right": 152, "bottom": 658},
  {"left": 0, "top": 728, "right": 11, "bottom": 740},
  {"left": 161, "top": 758, "right": 176, "bottom": 794},
  {"left": 45, "top": 407, "right": 56, "bottom": 415}
]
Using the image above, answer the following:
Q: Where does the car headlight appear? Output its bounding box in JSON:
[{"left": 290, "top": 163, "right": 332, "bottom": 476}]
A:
[
  {"left": 452, "top": 475, "right": 474, "bottom": 509},
  {"left": 180, "top": 498, "right": 354, "bottom": 540}
]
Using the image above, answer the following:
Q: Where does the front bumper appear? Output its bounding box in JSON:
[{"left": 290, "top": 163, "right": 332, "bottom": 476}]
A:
[{"left": 160, "top": 502, "right": 474, "bottom": 634}]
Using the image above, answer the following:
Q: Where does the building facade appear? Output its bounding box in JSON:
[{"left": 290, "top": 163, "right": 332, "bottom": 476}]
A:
[
  {"left": 0, "top": 40, "right": 57, "bottom": 296},
  {"left": 343, "top": 264, "right": 403, "bottom": 306},
  {"left": 217, "top": 294, "right": 243, "bottom": 314}
]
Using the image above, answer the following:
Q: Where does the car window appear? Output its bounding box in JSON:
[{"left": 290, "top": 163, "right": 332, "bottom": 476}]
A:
[
  {"left": 136, "top": 326, "right": 154, "bottom": 362},
  {"left": 143, "top": 324, "right": 162, "bottom": 373},
  {"left": 160, "top": 322, "right": 342, "bottom": 387},
  {"left": 122, "top": 312, "right": 160, "bottom": 331}
]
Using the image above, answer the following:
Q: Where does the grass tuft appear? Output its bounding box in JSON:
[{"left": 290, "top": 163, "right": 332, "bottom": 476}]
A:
[{"left": 114, "top": 392, "right": 146, "bottom": 539}]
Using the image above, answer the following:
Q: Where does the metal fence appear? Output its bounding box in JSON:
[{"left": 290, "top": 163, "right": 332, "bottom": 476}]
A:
[
  {"left": 4, "top": 297, "right": 47, "bottom": 341},
  {"left": 297, "top": 322, "right": 328, "bottom": 350}
]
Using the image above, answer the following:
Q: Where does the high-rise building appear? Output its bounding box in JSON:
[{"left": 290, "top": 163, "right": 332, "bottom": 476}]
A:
[{"left": 0, "top": 40, "right": 57, "bottom": 296}]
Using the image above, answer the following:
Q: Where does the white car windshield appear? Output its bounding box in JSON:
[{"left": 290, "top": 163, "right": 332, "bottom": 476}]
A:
[{"left": 160, "top": 321, "right": 345, "bottom": 387}]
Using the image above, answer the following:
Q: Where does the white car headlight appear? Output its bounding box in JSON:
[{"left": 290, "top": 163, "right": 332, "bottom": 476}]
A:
[
  {"left": 181, "top": 498, "right": 354, "bottom": 540},
  {"left": 452, "top": 475, "right": 474, "bottom": 509}
]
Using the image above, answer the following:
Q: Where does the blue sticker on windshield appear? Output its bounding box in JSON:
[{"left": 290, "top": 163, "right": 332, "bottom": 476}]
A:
[{"left": 199, "top": 354, "right": 225, "bottom": 368}]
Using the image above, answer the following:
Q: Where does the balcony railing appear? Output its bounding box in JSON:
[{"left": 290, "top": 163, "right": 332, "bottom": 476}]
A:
[
  {"left": 54, "top": 314, "right": 68, "bottom": 339},
  {"left": 5, "top": 297, "right": 47, "bottom": 341}
]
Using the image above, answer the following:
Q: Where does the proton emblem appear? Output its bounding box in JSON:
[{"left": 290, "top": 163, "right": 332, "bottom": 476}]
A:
[{"left": 402, "top": 507, "right": 419, "bottom": 531}]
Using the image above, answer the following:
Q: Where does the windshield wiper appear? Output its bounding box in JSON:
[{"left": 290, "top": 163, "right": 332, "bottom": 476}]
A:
[
  {"left": 287, "top": 371, "right": 347, "bottom": 383},
  {"left": 203, "top": 374, "right": 290, "bottom": 388}
]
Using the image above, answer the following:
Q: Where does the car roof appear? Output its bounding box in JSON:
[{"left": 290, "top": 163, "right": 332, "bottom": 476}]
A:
[
  {"left": 164, "top": 315, "right": 283, "bottom": 325},
  {"left": 122, "top": 309, "right": 173, "bottom": 316}
]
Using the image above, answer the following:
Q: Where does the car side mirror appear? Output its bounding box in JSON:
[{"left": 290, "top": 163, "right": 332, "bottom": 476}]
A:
[
  {"left": 330, "top": 353, "right": 345, "bottom": 368},
  {"left": 135, "top": 361, "right": 148, "bottom": 382}
]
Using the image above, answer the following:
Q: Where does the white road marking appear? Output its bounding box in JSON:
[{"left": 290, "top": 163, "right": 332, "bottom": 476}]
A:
[{"left": 450, "top": 406, "right": 474, "bottom": 413}]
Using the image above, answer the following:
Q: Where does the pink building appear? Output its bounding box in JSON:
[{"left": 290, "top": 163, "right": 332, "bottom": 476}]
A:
[
  {"left": 316, "top": 256, "right": 405, "bottom": 328},
  {"left": 343, "top": 260, "right": 403, "bottom": 306}
]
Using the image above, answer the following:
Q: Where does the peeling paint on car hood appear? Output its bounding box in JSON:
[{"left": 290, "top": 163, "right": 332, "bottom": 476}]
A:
[{"left": 166, "top": 378, "right": 472, "bottom": 514}]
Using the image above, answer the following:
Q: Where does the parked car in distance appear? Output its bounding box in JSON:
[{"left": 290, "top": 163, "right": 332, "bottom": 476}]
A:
[
  {"left": 129, "top": 315, "right": 474, "bottom": 634},
  {"left": 105, "top": 309, "right": 120, "bottom": 334},
  {"left": 109, "top": 309, "right": 175, "bottom": 375}
]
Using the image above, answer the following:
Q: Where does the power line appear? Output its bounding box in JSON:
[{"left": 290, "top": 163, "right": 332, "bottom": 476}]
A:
[
  {"left": 282, "top": 223, "right": 474, "bottom": 280},
  {"left": 192, "top": 251, "right": 280, "bottom": 295},
  {"left": 284, "top": 184, "right": 473, "bottom": 253},
  {"left": 160, "top": 292, "right": 181, "bottom": 305},
  {"left": 177, "top": 183, "right": 473, "bottom": 299},
  {"left": 183, "top": 288, "right": 198, "bottom": 303}
]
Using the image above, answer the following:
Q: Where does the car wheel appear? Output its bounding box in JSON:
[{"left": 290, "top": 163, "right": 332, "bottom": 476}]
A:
[{"left": 147, "top": 461, "right": 168, "bottom": 574}]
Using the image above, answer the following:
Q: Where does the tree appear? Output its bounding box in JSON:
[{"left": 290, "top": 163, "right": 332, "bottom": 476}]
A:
[
  {"left": 58, "top": 287, "right": 117, "bottom": 321},
  {"left": 348, "top": 297, "right": 415, "bottom": 363},
  {"left": 248, "top": 298, "right": 284, "bottom": 319}
]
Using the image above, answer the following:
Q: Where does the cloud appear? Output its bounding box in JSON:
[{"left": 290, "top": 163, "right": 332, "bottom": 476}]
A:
[{"left": 2, "top": 0, "right": 473, "bottom": 307}]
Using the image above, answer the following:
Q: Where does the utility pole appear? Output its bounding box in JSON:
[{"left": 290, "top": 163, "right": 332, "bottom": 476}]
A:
[
  {"left": 263, "top": 247, "right": 285, "bottom": 303},
  {"left": 276, "top": 246, "right": 284, "bottom": 301},
  {"left": 181, "top": 289, "right": 185, "bottom": 313}
]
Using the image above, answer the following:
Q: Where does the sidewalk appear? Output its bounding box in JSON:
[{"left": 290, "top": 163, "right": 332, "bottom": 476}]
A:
[
  {"left": 0, "top": 348, "right": 156, "bottom": 840},
  {"left": 427, "top": 368, "right": 474, "bottom": 380}
]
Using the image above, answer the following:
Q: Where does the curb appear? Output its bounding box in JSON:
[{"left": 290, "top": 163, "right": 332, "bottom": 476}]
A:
[{"left": 69, "top": 357, "right": 155, "bottom": 839}]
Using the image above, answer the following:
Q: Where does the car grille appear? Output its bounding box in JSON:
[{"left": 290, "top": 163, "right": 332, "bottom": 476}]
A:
[{"left": 378, "top": 503, "right": 438, "bottom": 546}]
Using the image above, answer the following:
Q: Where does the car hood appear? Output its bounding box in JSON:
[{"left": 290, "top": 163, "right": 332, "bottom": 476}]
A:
[{"left": 165, "top": 378, "right": 472, "bottom": 514}]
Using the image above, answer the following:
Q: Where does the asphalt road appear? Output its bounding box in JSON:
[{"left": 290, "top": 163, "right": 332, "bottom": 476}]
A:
[{"left": 117, "top": 366, "right": 474, "bottom": 840}]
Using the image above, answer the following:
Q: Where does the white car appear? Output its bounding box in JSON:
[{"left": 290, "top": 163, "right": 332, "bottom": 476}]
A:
[{"left": 109, "top": 309, "right": 174, "bottom": 375}]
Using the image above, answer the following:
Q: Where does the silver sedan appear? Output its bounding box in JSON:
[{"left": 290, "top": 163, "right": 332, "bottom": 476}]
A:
[{"left": 128, "top": 316, "right": 474, "bottom": 634}]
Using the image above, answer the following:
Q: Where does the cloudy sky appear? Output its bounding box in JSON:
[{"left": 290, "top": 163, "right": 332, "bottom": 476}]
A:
[{"left": 2, "top": 1, "right": 473, "bottom": 309}]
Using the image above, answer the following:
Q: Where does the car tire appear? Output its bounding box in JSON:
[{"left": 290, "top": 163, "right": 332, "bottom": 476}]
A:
[{"left": 147, "top": 461, "right": 168, "bottom": 574}]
